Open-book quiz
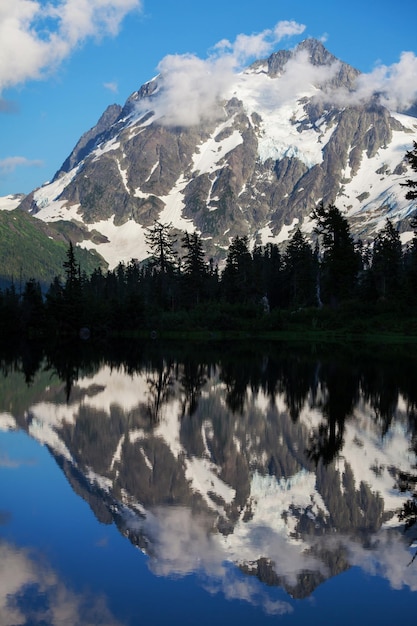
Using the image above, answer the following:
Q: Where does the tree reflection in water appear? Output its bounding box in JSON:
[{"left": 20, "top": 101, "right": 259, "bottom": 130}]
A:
[{"left": 1, "top": 338, "right": 417, "bottom": 604}]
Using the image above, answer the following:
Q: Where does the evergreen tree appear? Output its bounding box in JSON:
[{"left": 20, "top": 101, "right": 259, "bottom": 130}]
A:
[
  {"left": 145, "top": 221, "right": 177, "bottom": 274},
  {"left": 21, "top": 278, "right": 44, "bottom": 333},
  {"left": 312, "top": 202, "right": 360, "bottom": 305},
  {"left": 145, "top": 221, "right": 178, "bottom": 309},
  {"left": 282, "top": 228, "right": 317, "bottom": 308},
  {"left": 63, "top": 241, "right": 80, "bottom": 294},
  {"left": 0, "top": 284, "right": 20, "bottom": 336},
  {"left": 221, "top": 236, "right": 257, "bottom": 304},
  {"left": 262, "top": 243, "right": 282, "bottom": 310},
  {"left": 45, "top": 276, "right": 64, "bottom": 325},
  {"left": 62, "top": 241, "right": 83, "bottom": 330},
  {"left": 404, "top": 221, "right": 417, "bottom": 304},
  {"left": 180, "top": 231, "right": 208, "bottom": 307},
  {"left": 371, "top": 219, "right": 403, "bottom": 301}
]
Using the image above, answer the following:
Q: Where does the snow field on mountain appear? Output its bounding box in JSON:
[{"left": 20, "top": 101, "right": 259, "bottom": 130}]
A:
[
  {"left": 185, "top": 456, "right": 236, "bottom": 511},
  {"left": 342, "top": 114, "right": 416, "bottom": 227},
  {"left": 222, "top": 469, "right": 328, "bottom": 581},
  {"left": 158, "top": 175, "right": 195, "bottom": 230},
  {"left": 233, "top": 70, "right": 334, "bottom": 167},
  {"left": 341, "top": 402, "right": 415, "bottom": 516},
  {"left": 0, "top": 195, "right": 24, "bottom": 211},
  {"left": 33, "top": 166, "right": 81, "bottom": 213},
  {"left": 81, "top": 216, "right": 148, "bottom": 269},
  {"left": 28, "top": 417, "right": 73, "bottom": 462},
  {"left": 75, "top": 366, "right": 150, "bottom": 413},
  {"left": 192, "top": 121, "right": 243, "bottom": 175},
  {"left": 300, "top": 393, "right": 415, "bottom": 520}
]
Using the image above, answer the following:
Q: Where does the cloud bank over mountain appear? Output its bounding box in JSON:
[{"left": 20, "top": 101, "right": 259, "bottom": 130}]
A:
[
  {"left": 139, "top": 21, "right": 417, "bottom": 128},
  {"left": 143, "top": 20, "right": 307, "bottom": 127}
]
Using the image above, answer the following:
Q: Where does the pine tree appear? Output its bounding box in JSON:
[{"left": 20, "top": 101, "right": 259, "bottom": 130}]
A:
[
  {"left": 145, "top": 221, "right": 178, "bottom": 310},
  {"left": 221, "top": 236, "right": 257, "bottom": 304},
  {"left": 145, "top": 221, "right": 177, "bottom": 274},
  {"left": 282, "top": 228, "right": 316, "bottom": 308},
  {"left": 63, "top": 241, "right": 80, "bottom": 294},
  {"left": 371, "top": 219, "right": 403, "bottom": 300},
  {"left": 180, "top": 231, "right": 208, "bottom": 307},
  {"left": 262, "top": 242, "right": 282, "bottom": 310},
  {"left": 21, "top": 278, "right": 44, "bottom": 333},
  {"left": 61, "top": 242, "right": 83, "bottom": 331},
  {"left": 312, "top": 202, "right": 360, "bottom": 305}
]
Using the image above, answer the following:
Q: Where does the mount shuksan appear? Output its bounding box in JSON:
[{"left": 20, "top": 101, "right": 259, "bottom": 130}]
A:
[{"left": 18, "top": 38, "right": 417, "bottom": 268}]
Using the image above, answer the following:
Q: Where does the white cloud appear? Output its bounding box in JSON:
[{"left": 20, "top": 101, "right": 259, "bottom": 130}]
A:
[
  {"left": 0, "top": 0, "right": 142, "bottom": 92},
  {"left": 0, "top": 156, "right": 43, "bottom": 175},
  {"left": 345, "top": 530, "right": 417, "bottom": 591},
  {"left": 273, "top": 20, "right": 307, "bottom": 41},
  {"left": 138, "top": 506, "right": 293, "bottom": 616},
  {"left": 0, "top": 541, "right": 122, "bottom": 626},
  {"left": 265, "top": 48, "right": 341, "bottom": 107},
  {"left": 146, "top": 52, "right": 235, "bottom": 126},
  {"left": 104, "top": 81, "right": 118, "bottom": 93},
  {"left": 215, "top": 20, "right": 305, "bottom": 65},
  {"left": 139, "top": 18, "right": 416, "bottom": 128},
  {"left": 321, "top": 50, "right": 417, "bottom": 112},
  {"left": 141, "top": 20, "right": 306, "bottom": 127},
  {"left": 357, "top": 51, "right": 417, "bottom": 111}
]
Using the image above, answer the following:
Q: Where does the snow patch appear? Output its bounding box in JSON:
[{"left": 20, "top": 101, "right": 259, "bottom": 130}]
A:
[
  {"left": 76, "top": 366, "right": 149, "bottom": 413},
  {"left": 34, "top": 167, "right": 80, "bottom": 209},
  {"left": 158, "top": 175, "right": 195, "bottom": 231},
  {"left": 81, "top": 217, "right": 148, "bottom": 270},
  {"left": 28, "top": 418, "right": 73, "bottom": 462},
  {"left": 0, "top": 195, "right": 23, "bottom": 211},
  {"left": 92, "top": 137, "right": 121, "bottom": 160},
  {"left": 192, "top": 123, "right": 243, "bottom": 175},
  {"left": 185, "top": 456, "right": 235, "bottom": 511}
]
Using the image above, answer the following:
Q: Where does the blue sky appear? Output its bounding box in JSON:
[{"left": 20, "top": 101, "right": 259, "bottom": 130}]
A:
[{"left": 1, "top": 0, "right": 416, "bottom": 197}]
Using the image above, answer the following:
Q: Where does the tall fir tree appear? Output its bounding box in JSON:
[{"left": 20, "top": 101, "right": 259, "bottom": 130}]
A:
[
  {"left": 371, "top": 219, "right": 403, "bottom": 301},
  {"left": 312, "top": 202, "right": 360, "bottom": 306},
  {"left": 282, "top": 228, "right": 317, "bottom": 308},
  {"left": 180, "top": 231, "right": 208, "bottom": 307}
]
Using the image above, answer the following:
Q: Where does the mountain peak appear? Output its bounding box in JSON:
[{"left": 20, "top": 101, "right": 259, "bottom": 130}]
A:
[
  {"left": 266, "top": 38, "right": 339, "bottom": 77},
  {"left": 295, "top": 38, "right": 338, "bottom": 66},
  {"left": 54, "top": 103, "right": 123, "bottom": 179}
]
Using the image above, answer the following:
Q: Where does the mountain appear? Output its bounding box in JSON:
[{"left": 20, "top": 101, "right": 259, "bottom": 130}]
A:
[{"left": 17, "top": 39, "right": 417, "bottom": 269}]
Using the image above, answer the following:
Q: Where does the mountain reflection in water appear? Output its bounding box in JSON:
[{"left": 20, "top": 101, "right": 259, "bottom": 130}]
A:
[{"left": 0, "top": 340, "right": 416, "bottom": 624}]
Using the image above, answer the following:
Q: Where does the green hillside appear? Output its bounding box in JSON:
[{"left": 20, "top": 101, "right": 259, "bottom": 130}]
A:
[{"left": 0, "top": 209, "right": 107, "bottom": 289}]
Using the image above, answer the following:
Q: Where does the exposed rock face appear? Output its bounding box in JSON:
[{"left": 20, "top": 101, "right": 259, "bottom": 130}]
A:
[
  {"left": 57, "top": 103, "right": 123, "bottom": 176},
  {"left": 24, "top": 39, "right": 417, "bottom": 267}
]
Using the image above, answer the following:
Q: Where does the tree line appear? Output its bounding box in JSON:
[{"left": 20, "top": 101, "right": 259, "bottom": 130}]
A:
[{"left": 0, "top": 143, "right": 416, "bottom": 338}]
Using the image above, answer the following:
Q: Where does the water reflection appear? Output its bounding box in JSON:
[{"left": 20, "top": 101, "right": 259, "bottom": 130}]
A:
[
  {"left": 0, "top": 541, "right": 121, "bottom": 626},
  {"left": 1, "top": 340, "right": 417, "bottom": 618}
]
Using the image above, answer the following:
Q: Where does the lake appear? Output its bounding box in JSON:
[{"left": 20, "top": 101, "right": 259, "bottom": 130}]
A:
[{"left": 0, "top": 339, "right": 416, "bottom": 625}]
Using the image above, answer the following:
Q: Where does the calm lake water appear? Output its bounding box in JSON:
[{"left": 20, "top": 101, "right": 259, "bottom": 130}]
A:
[{"left": 0, "top": 339, "right": 416, "bottom": 625}]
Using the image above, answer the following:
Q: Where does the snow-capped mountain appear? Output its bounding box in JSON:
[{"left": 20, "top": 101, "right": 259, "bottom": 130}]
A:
[{"left": 19, "top": 39, "right": 417, "bottom": 268}]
